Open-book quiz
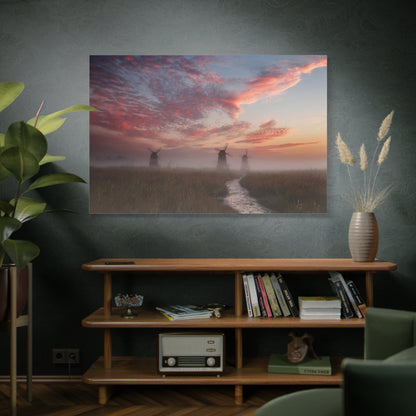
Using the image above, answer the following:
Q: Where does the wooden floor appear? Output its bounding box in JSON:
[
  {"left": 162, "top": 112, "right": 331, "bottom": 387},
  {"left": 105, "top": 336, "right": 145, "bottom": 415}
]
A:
[{"left": 0, "top": 380, "right": 310, "bottom": 416}]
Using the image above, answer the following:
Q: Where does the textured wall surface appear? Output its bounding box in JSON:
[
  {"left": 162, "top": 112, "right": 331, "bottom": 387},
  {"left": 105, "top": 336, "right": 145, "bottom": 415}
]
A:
[{"left": 0, "top": 0, "right": 414, "bottom": 374}]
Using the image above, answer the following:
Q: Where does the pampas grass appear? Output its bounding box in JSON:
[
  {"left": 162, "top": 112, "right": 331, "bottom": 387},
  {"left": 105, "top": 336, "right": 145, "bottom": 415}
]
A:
[{"left": 336, "top": 111, "right": 394, "bottom": 212}]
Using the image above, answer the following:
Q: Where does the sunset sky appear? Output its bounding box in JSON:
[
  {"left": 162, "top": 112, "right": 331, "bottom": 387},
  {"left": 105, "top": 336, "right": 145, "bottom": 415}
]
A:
[{"left": 90, "top": 55, "right": 327, "bottom": 170}]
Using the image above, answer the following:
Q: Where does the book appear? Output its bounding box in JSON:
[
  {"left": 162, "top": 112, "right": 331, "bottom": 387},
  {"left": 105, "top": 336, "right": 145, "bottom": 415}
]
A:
[
  {"left": 256, "top": 274, "right": 273, "bottom": 317},
  {"left": 328, "top": 275, "right": 354, "bottom": 319},
  {"left": 270, "top": 273, "right": 291, "bottom": 316},
  {"left": 299, "top": 296, "right": 341, "bottom": 320},
  {"left": 254, "top": 275, "right": 268, "bottom": 317},
  {"left": 268, "top": 354, "right": 332, "bottom": 375},
  {"left": 298, "top": 296, "right": 341, "bottom": 309},
  {"left": 261, "top": 273, "right": 282, "bottom": 317},
  {"left": 156, "top": 305, "right": 213, "bottom": 320},
  {"left": 277, "top": 274, "right": 299, "bottom": 317},
  {"left": 329, "top": 272, "right": 363, "bottom": 318},
  {"left": 347, "top": 279, "right": 366, "bottom": 317},
  {"left": 247, "top": 274, "right": 261, "bottom": 317},
  {"left": 242, "top": 274, "right": 253, "bottom": 317},
  {"left": 299, "top": 311, "right": 341, "bottom": 320}
]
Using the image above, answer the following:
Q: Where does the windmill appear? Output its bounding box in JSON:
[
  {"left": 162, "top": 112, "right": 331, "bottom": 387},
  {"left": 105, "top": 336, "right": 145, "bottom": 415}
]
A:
[
  {"left": 148, "top": 148, "right": 161, "bottom": 167},
  {"left": 215, "top": 144, "right": 231, "bottom": 170},
  {"left": 241, "top": 149, "right": 249, "bottom": 172}
]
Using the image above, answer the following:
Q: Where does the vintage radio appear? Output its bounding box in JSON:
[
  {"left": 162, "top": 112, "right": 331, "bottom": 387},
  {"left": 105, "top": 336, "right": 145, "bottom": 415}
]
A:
[{"left": 158, "top": 332, "right": 224, "bottom": 375}]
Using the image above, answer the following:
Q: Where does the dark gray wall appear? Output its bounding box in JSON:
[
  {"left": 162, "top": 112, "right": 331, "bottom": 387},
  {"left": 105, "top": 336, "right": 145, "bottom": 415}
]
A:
[{"left": 0, "top": 0, "right": 414, "bottom": 374}]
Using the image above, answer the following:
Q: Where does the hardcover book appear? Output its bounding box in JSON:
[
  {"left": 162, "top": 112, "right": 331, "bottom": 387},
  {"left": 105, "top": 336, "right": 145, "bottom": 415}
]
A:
[
  {"left": 328, "top": 276, "right": 354, "bottom": 319},
  {"left": 268, "top": 354, "right": 332, "bottom": 375},
  {"left": 270, "top": 273, "right": 291, "bottom": 316},
  {"left": 277, "top": 275, "right": 299, "bottom": 317},
  {"left": 329, "top": 272, "right": 362, "bottom": 318},
  {"left": 261, "top": 273, "right": 282, "bottom": 317}
]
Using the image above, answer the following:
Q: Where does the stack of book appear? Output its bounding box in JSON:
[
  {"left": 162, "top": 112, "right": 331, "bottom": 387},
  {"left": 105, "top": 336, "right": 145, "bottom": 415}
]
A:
[
  {"left": 268, "top": 353, "right": 332, "bottom": 375},
  {"left": 298, "top": 296, "right": 341, "bottom": 320},
  {"left": 156, "top": 305, "right": 213, "bottom": 321},
  {"left": 328, "top": 271, "right": 366, "bottom": 318},
  {"left": 242, "top": 272, "right": 299, "bottom": 318}
]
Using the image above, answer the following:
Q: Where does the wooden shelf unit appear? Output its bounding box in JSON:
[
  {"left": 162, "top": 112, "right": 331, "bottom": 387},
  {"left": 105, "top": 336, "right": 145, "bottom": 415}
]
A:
[{"left": 81, "top": 258, "right": 397, "bottom": 405}]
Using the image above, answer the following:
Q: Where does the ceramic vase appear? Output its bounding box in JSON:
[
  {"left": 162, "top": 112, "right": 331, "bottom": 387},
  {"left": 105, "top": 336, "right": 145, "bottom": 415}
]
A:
[{"left": 348, "top": 212, "right": 379, "bottom": 262}]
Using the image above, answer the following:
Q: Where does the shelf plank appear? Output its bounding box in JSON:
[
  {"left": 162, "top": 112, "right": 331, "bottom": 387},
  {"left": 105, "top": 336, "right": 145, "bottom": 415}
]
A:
[
  {"left": 83, "top": 356, "right": 344, "bottom": 386},
  {"left": 82, "top": 258, "right": 397, "bottom": 273},
  {"left": 82, "top": 308, "right": 365, "bottom": 329}
]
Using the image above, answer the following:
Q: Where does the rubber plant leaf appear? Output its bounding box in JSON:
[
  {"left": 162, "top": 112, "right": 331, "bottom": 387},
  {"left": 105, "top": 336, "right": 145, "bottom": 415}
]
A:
[
  {"left": 28, "top": 116, "right": 66, "bottom": 136},
  {"left": 2, "top": 239, "right": 40, "bottom": 271},
  {"left": 4, "top": 121, "right": 47, "bottom": 162},
  {"left": 25, "top": 172, "right": 86, "bottom": 193},
  {"left": 0, "top": 82, "right": 24, "bottom": 112},
  {"left": 39, "top": 154, "right": 66, "bottom": 166},
  {"left": 0, "top": 201, "right": 13, "bottom": 216},
  {"left": 0, "top": 147, "right": 39, "bottom": 182},
  {"left": 27, "top": 104, "right": 99, "bottom": 135},
  {"left": 9, "top": 197, "right": 46, "bottom": 223},
  {"left": 0, "top": 217, "right": 21, "bottom": 243},
  {"left": 0, "top": 159, "right": 11, "bottom": 183}
]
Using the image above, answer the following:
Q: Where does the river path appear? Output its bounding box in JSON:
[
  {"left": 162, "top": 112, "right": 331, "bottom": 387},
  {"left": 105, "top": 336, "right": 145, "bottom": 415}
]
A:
[{"left": 223, "top": 177, "right": 270, "bottom": 214}]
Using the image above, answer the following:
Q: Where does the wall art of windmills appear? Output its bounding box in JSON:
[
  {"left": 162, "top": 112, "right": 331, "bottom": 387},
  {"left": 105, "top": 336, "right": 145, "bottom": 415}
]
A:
[{"left": 89, "top": 55, "right": 327, "bottom": 214}]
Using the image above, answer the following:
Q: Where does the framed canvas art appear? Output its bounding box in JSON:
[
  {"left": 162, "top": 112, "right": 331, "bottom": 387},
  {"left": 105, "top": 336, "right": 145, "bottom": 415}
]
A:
[{"left": 89, "top": 55, "right": 327, "bottom": 214}]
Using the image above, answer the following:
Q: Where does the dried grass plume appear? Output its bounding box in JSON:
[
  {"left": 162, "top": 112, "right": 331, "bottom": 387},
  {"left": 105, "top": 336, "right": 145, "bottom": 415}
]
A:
[{"left": 336, "top": 111, "right": 394, "bottom": 212}]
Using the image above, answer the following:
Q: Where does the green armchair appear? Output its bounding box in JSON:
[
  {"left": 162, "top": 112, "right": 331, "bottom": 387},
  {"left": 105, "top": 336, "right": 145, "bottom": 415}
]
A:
[{"left": 253, "top": 307, "right": 416, "bottom": 416}]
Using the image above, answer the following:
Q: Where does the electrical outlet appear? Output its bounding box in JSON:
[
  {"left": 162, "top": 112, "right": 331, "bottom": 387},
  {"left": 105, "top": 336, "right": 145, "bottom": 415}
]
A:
[
  {"left": 66, "top": 348, "right": 80, "bottom": 364},
  {"left": 52, "top": 348, "right": 80, "bottom": 364}
]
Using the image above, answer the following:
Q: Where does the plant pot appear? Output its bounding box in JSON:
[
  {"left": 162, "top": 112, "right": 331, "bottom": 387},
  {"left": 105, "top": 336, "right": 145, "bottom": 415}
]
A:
[
  {"left": 348, "top": 212, "right": 379, "bottom": 262},
  {"left": 0, "top": 264, "right": 29, "bottom": 322}
]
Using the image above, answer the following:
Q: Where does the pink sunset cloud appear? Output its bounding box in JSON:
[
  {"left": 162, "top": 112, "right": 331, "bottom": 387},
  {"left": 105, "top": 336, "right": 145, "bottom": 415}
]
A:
[
  {"left": 228, "top": 56, "right": 327, "bottom": 113},
  {"left": 90, "top": 55, "right": 326, "bottom": 167}
]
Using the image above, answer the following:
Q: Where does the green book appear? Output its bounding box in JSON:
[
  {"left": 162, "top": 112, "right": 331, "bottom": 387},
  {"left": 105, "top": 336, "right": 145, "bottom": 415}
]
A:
[{"left": 268, "top": 354, "right": 332, "bottom": 375}]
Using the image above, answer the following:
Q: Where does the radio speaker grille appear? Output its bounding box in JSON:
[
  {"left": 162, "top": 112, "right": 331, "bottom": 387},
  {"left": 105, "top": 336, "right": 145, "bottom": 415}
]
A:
[{"left": 177, "top": 356, "right": 205, "bottom": 367}]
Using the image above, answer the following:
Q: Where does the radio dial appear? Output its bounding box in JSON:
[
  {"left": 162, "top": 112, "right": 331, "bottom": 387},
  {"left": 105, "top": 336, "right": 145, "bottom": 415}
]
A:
[
  {"left": 206, "top": 357, "right": 216, "bottom": 367},
  {"left": 167, "top": 357, "right": 176, "bottom": 367}
]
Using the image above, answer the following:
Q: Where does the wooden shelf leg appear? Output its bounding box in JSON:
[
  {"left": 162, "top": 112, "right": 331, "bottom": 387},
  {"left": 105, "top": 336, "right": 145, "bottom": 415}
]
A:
[
  {"left": 10, "top": 267, "right": 17, "bottom": 416},
  {"left": 235, "top": 384, "right": 243, "bottom": 405},
  {"left": 27, "top": 263, "right": 33, "bottom": 402},
  {"left": 99, "top": 386, "right": 113, "bottom": 405},
  {"left": 365, "top": 272, "right": 374, "bottom": 307},
  {"left": 234, "top": 272, "right": 244, "bottom": 405},
  {"left": 101, "top": 272, "right": 113, "bottom": 404}
]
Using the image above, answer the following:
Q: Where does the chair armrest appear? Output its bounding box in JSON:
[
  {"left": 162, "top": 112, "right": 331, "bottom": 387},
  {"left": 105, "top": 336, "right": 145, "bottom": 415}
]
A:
[
  {"left": 343, "top": 358, "right": 416, "bottom": 416},
  {"left": 365, "top": 307, "right": 416, "bottom": 359},
  {"left": 253, "top": 388, "right": 342, "bottom": 416}
]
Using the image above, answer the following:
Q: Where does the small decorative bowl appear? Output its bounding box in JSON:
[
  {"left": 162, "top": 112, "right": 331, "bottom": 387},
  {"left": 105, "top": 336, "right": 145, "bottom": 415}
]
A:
[{"left": 114, "top": 293, "right": 144, "bottom": 318}]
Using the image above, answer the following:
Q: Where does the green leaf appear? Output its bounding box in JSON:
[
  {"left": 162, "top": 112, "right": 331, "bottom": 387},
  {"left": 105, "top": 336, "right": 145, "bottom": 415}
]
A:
[
  {"left": 39, "top": 104, "right": 99, "bottom": 120},
  {"left": 27, "top": 104, "right": 99, "bottom": 135},
  {"left": 2, "top": 239, "right": 40, "bottom": 270},
  {"left": 25, "top": 172, "right": 86, "bottom": 192},
  {"left": 39, "top": 153, "right": 66, "bottom": 166},
  {"left": 0, "top": 147, "right": 40, "bottom": 182},
  {"left": 0, "top": 82, "right": 24, "bottom": 112},
  {"left": 0, "top": 162, "right": 11, "bottom": 183},
  {"left": 0, "top": 133, "right": 5, "bottom": 147},
  {"left": 29, "top": 116, "right": 66, "bottom": 135},
  {"left": 0, "top": 201, "right": 13, "bottom": 216},
  {"left": 0, "top": 217, "right": 21, "bottom": 243},
  {"left": 9, "top": 197, "right": 46, "bottom": 223},
  {"left": 4, "top": 121, "right": 48, "bottom": 162}
]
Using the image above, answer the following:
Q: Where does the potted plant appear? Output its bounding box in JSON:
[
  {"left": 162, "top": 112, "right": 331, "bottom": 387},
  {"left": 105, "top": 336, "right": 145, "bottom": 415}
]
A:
[
  {"left": 335, "top": 110, "right": 394, "bottom": 261},
  {"left": 0, "top": 82, "right": 97, "bottom": 320}
]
